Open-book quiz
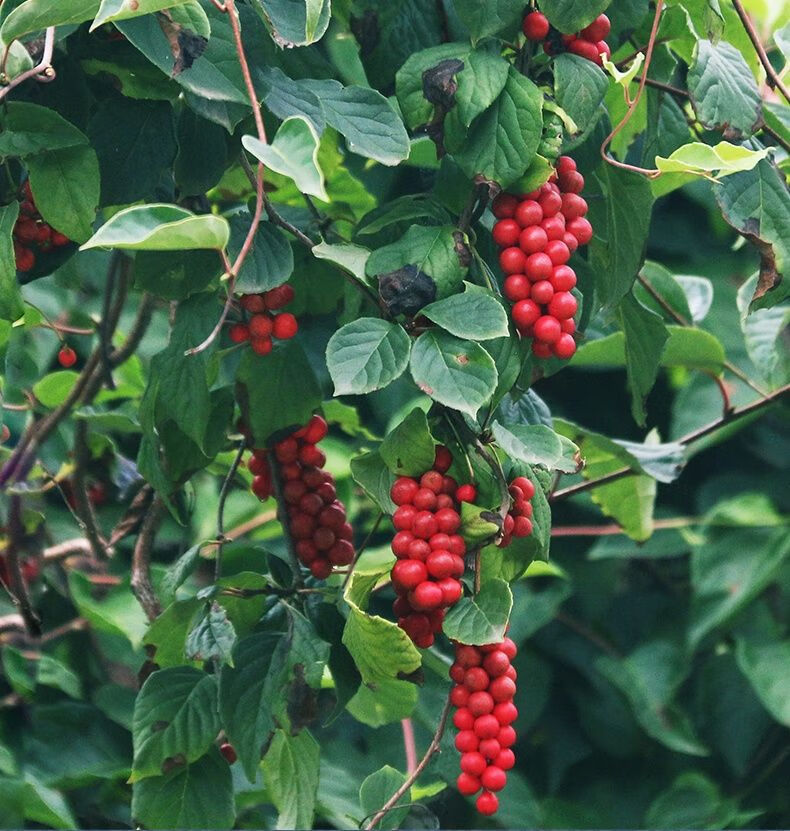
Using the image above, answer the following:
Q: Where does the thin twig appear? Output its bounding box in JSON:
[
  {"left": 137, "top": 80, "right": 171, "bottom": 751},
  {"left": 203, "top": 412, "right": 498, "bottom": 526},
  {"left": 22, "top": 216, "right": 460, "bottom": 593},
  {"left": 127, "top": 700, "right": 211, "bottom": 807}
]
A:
[
  {"left": 130, "top": 496, "right": 164, "bottom": 621},
  {"left": 215, "top": 442, "right": 247, "bottom": 581},
  {"left": 760, "top": 120, "right": 790, "bottom": 155},
  {"left": 401, "top": 718, "right": 418, "bottom": 775},
  {"left": 364, "top": 695, "right": 452, "bottom": 830},
  {"left": 731, "top": 0, "right": 790, "bottom": 104},
  {"left": 0, "top": 27, "right": 55, "bottom": 102},
  {"left": 41, "top": 538, "right": 92, "bottom": 562},
  {"left": 71, "top": 421, "right": 109, "bottom": 560},
  {"left": 2, "top": 496, "right": 41, "bottom": 635}
]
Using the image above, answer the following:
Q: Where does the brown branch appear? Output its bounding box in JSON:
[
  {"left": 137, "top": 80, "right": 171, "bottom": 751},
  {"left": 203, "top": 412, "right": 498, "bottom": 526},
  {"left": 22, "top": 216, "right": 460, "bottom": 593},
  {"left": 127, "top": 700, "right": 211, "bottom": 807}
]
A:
[
  {"left": 41, "top": 538, "right": 92, "bottom": 562},
  {"left": 71, "top": 421, "right": 109, "bottom": 560},
  {"left": 130, "top": 496, "right": 164, "bottom": 621},
  {"left": 2, "top": 496, "right": 41, "bottom": 635},
  {"left": 731, "top": 0, "right": 790, "bottom": 105},
  {"left": 364, "top": 695, "right": 452, "bottom": 830},
  {"left": 0, "top": 27, "right": 55, "bottom": 101}
]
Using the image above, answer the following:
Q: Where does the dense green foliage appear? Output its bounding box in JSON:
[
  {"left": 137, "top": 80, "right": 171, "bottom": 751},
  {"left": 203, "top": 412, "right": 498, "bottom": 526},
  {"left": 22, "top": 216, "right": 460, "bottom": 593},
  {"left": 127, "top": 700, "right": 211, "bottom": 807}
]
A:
[{"left": 0, "top": 0, "right": 788, "bottom": 829}]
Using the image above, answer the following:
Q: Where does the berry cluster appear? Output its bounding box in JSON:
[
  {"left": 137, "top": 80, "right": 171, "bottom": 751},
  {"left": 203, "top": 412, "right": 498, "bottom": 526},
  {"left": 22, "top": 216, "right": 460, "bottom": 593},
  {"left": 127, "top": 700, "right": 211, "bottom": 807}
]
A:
[
  {"left": 247, "top": 415, "right": 354, "bottom": 579},
  {"left": 492, "top": 155, "right": 592, "bottom": 360},
  {"left": 229, "top": 285, "right": 299, "bottom": 356},
  {"left": 523, "top": 10, "right": 611, "bottom": 65},
  {"left": 498, "top": 476, "right": 535, "bottom": 548},
  {"left": 13, "top": 182, "right": 71, "bottom": 272},
  {"left": 450, "top": 638, "right": 519, "bottom": 816},
  {"left": 390, "top": 446, "right": 466, "bottom": 648}
]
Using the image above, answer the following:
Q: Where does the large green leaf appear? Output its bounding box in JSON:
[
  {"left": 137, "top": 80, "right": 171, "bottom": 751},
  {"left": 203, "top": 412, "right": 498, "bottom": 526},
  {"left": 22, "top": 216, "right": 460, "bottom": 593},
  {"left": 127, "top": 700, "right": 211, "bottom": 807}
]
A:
[
  {"left": 326, "top": 319, "right": 411, "bottom": 395},
  {"left": 452, "top": 0, "right": 524, "bottom": 40},
  {"left": 540, "top": 0, "right": 611, "bottom": 32},
  {"left": 553, "top": 54, "right": 609, "bottom": 137},
  {"left": 92, "top": 0, "right": 193, "bottom": 28},
  {"left": 454, "top": 45, "right": 510, "bottom": 127},
  {"left": 258, "top": 0, "right": 331, "bottom": 46},
  {"left": 442, "top": 578, "right": 513, "bottom": 645},
  {"left": 359, "top": 766, "right": 409, "bottom": 831},
  {"left": 1, "top": 0, "right": 99, "bottom": 41},
  {"left": 0, "top": 103, "right": 89, "bottom": 157},
  {"left": 735, "top": 638, "right": 790, "bottom": 726},
  {"left": 82, "top": 204, "right": 229, "bottom": 251},
  {"left": 409, "top": 330, "right": 498, "bottom": 417},
  {"left": 687, "top": 40, "right": 761, "bottom": 138},
  {"left": 420, "top": 283, "right": 509, "bottom": 341},
  {"left": 185, "top": 602, "right": 237, "bottom": 666},
  {"left": 350, "top": 452, "right": 397, "bottom": 514},
  {"left": 0, "top": 202, "right": 23, "bottom": 323},
  {"left": 379, "top": 406, "right": 435, "bottom": 476},
  {"left": 491, "top": 422, "right": 580, "bottom": 474},
  {"left": 131, "top": 668, "right": 220, "bottom": 782},
  {"left": 227, "top": 215, "right": 294, "bottom": 293},
  {"left": 262, "top": 729, "right": 320, "bottom": 829}
]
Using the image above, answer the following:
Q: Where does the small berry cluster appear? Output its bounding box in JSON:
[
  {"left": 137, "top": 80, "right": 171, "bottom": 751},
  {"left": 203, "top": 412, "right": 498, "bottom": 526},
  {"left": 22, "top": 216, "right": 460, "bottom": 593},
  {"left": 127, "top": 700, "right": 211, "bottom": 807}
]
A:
[
  {"left": 492, "top": 155, "right": 592, "bottom": 360},
  {"left": 523, "top": 10, "right": 611, "bottom": 65},
  {"left": 13, "top": 182, "right": 71, "bottom": 272},
  {"left": 390, "top": 446, "right": 466, "bottom": 648},
  {"left": 498, "top": 476, "right": 535, "bottom": 548},
  {"left": 247, "top": 415, "right": 354, "bottom": 579},
  {"left": 229, "top": 285, "right": 299, "bottom": 356},
  {"left": 450, "top": 638, "right": 519, "bottom": 816}
]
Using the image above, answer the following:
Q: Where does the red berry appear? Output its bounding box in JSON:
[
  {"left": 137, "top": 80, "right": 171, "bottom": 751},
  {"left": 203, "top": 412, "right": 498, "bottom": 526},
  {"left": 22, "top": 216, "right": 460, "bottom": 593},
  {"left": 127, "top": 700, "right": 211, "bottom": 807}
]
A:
[
  {"left": 478, "top": 738, "right": 501, "bottom": 761},
  {"left": 453, "top": 707, "right": 475, "bottom": 731},
  {"left": 542, "top": 214, "right": 566, "bottom": 241},
  {"left": 303, "top": 414, "right": 328, "bottom": 444},
  {"left": 597, "top": 40, "right": 612, "bottom": 62},
  {"left": 51, "top": 230, "right": 70, "bottom": 247},
  {"left": 481, "top": 766, "right": 507, "bottom": 792},
  {"left": 497, "top": 725, "right": 517, "bottom": 748},
  {"left": 14, "top": 218, "right": 38, "bottom": 243},
  {"left": 420, "top": 470, "right": 445, "bottom": 493},
  {"left": 503, "top": 274, "right": 530, "bottom": 302},
  {"left": 313, "top": 526, "right": 336, "bottom": 551},
  {"left": 14, "top": 244, "right": 35, "bottom": 272},
  {"left": 492, "top": 193, "right": 518, "bottom": 219},
  {"left": 311, "top": 559, "right": 333, "bottom": 579},
  {"left": 58, "top": 346, "right": 77, "bottom": 368},
  {"left": 551, "top": 265, "right": 577, "bottom": 292},
  {"left": 433, "top": 445, "right": 453, "bottom": 473},
  {"left": 534, "top": 315, "right": 562, "bottom": 344},
  {"left": 561, "top": 192, "right": 588, "bottom": 219},
  {"left": 434, "top": 507, "right": 460, "bottom": 534},
  {"left": 457, "top": 772, "right": 482, "bottom": 795},
  {"left": 482, "top": 651, "right": 511, "bottom": 677},
  {"left": 514, "top": 200, "right": 543, "bottom": 228},
  {"left": 568, "top": 38, "right": 600, "bottom": 62},
  {"left": 273, "top": 312, "right": 298, "bottom": 340},
  {"left": 456, "top": 484, "right": 477, "bottom": 503},
  {"left": 474, "top": 714, "right": 501, "bottom": 740},
  {"left": 219, "top": 742, "right": 237, "bottom": 764},
  {"left": 451, "top": 684, "right": 470, "bottom": 707},
  {"left": 490, "top": 676, "right": 517, "bottom": 702},
  {"left": 545, "top": 239, "right": 570, "bottom": 265},
  {"left": 524, "top": 252, "right": 553, "bottom": 282},
  {"left": 493, "top": 701, "right": 519, "bottom": 725},
  {"left": 461, "top": 751, "right": 488, "bottom": 777},
  {"left": 522, "top": 10, "right": 550, "bottom": 40},
  {"left": 426, "top": 550, "right": 456, "bottom": 580},
  {"left": 391, "top": 531, "right": 415, "bottom": 557},
  {"left": 530, "top": 280, "right": 554, "bottom": 305},
  {"left": 456, "top": 644, "right": 482, "bottom": 667},
  {"left": 240, "top": 294, "right": 266, "bottom": 313},
  {"left": 412, "top": 511, "right": 438, "bottom": 539},
  {"left": 559, "top": 170, "right": 585, "bottom": 194},
  {"left": 557, "top": 155, "right": 576, "bottom": 175},
  {"left": 455, "top": 730, "right": 479, "bottom": 753},
  {"left": 407, "top": 539, "right": 431, "bottom": 561},
  {"left": 464, "top": 667, "right": 490, "bottom": 692},
  {"left": 392, "top": 560, "right": 428, "bottom": 591},
  {"left": 229, "top": 323, "right": 250, "bottom": 343},
  {"left": 264, "top": 284, "right": 295, "bottom": 310},
  {"left": 299, "top": 444, "right": 325, "bottom": 467},
  {"left": 494, "top": 749, "right": 515, "bottom": 770},
  {"left": 409, "top": 580, "right": 444, "bottom": 611},
  {"left": 328, "top": 540, "right": 354, "bottom": 565},
  {"left": 476, "top": 791, "right": 499, "bottom": 816},
  {"left": 580, "top": 13, "right": 610, "bottom": 42},
  {"left": 567, "top": 217, "right": 593, "bottom": 245},
  {"left": 511, "top": 299, "right": 541, "bottom": 331},
  {"left": 251, "top": 337, "right": 273, "bottom": 355},
  {"left": 518, "top": 225, "right": 548, "bottom": 255},
  {"left": 447, "top": 535, "right": 466, "bottom": 556},
  {"left": 391, "top": 477, "right": 419, "bottom": 506},
  {"left": 492, "top": 219, "right": 521, "bottom": 247},
  {"left": 467, "top": 691, "right": 495, "bottom": 716},
  {"left": 500, "top": 638, "right": 518, "bottom": 659},
  {"left": 499, "top": 247, "right": 526, "bottom": 275},
  {"left": 438, "top": 577, "right": 463, "bottom": 605},
  {"left": 553, "top": 333, "right": 577, "bottom": 360},
  {"left": 393, "top": 504, "right": 417, "bottom": 531},
  {"left": 548, "top": 291, "right": 578, "bottom": 320}
]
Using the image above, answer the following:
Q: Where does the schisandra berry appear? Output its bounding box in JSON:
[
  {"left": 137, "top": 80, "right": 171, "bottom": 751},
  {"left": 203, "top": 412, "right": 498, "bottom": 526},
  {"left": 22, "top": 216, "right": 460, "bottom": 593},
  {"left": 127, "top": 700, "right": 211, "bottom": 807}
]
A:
[
  {"left": 492, "top": 155, "right": 593, "bottom": 360},
  {"left": 498, "top": 476, "right": 535, "bottom": 548},
  {"left": 12, "top": 184, "right": 70, "bottom": 272},
  {"left": 230, "top": 285, "right": 298, "bottom": 354},
  {"left": 58, "top": 346, "right": 77, "bottom": 368},
  {"left": 451, "top": 639, "right": 518, "bottom": 814},
  {"left": 522, "top": 10, "right": 549, "bottom": 40},
  {"left": 522, "top": 7, "right": 611, "bottom": 66}
]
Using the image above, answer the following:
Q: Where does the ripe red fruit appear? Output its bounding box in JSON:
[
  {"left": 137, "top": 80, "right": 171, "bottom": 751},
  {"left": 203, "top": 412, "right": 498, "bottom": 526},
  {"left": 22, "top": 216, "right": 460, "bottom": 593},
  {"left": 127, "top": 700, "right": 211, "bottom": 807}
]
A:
[
  {"left": 534, "top": 315, "right": 562, "bottom": 344},
  {"left": 434, "top": 507, "right": 460, "bottom": 534},
  {"left": 553, "top": 332, "right": 577, "bottom": 360},
  {"left": 580, "top": 13, "right": 611, "bottom": 42},
  {"left": 453, "top": 707, "right": 475, "bottom": 731},
  {"left": 474, "top": 714, "right": 501, "bottom": 740},
  {"left": 251, "top": 337, "right": 273, "bottom": 355},
  {"left": 490, "top": 675, "right": 517, "bottom": 702},
  {"left": 515, "top": 199, "right": 543, "bottom": 228},
  {"left": 518, "top": 225, "right": 548, "bottom": 254},
  {"left": 522, "top": 10, "right": 550, "bottom": 40},
  {"left": 467, "top": 691, "right": 495, "bottom": 716},
  {"left": 455, "top": 730, "right": 479, "bottom": 753},
  {"left": 545, "top": 239, "right": 570, "bottom": 265},
  {"left": 14, "top": 218, "right": 38, "bottom": 243},
  {"left": 464, "top": 667, "right": 490, "bottom": 692},
  {"left": 219, "top": 742, "right": 237, "bottom": 764},
  {"left": 451, "top": 685, "right": 470, "bottom": 707},
  {"left": 482, "top": 651, "right": 511, "bottom": 677},
  {"left": 392, "top": 531, "right": 414, "bottom": 557},
  {"left": 538, "top": 189, "right": 562, "bottom": 217},
  {"left": 457, "top": 772, "right": 482, "bottom": 795},
  {"left": 456, "top": 484, "right": 477, "bottom": 503},
  {"left": 494, "top": 749, "right": 515, "bottom": 770},
  {"left": 478, "top": 738, "right": 501, "bottom": 760},
  {"left": 476, "top": 791, "right": 499, "bottom": 815},
  {"left": 264, "top": 284, "right": 295, "bottom": 310},
  {"left": 548, "top": 291, "right": 578, "bottom": 320},
  {"left": 51, "top": 230, "right": 70, "bottom": 247},
  {"left": 456, "top": 644, "right": 482, "bottom": 668},
  {"left": 311, "top": 559, "right": 333, "bottom": 579},
  {"left": 542, "top": 214, "right": 566, "bottom": 241},
  {"left": 229, "top": 323, "right": 250, "bottom": 343},
  {"left": 512, "top": 299, "right": 540, "bottom": 331},
  {"left": 503, "top": 274, "right": 530, "bottom": 302},
  {"left": 559, "top": 170, "right": 585, "bottom": 194},
  {"left": 433, "top": 445, "right": 453, "bottom": 473},
  {"left": 499, "top": 247, "right": 526, "bottom": 275},
  {"left": 524, "top": 252, "right": 553, "bottom": 282},
  {"left": 567, "top": 217, "right": 593, "bottom": 245},
  {"left": 561, "top": 192, "right": 588, "bottom": 219},
  {"left": 412, "top": 511, "right": 438, "bottom": 539},
  {"left": 409, "top": 580, "right": 444, "bottom": 611},
  {"left": 420, "top": 470, "right": 445, "bottom": 493},
  {"left": 393, "top": 505, "right": 417, "bottom": 531},
  {"left": 530, "top": 280, "right": 554, "bottom": 306},
  {"left": 241, "top": 294, "right": 267, "bottom": 313},
  {"left": 497, "top": 726, "right": 517, "bottom": 748},
  {"left": 58, "top": 346, "right": 77, "bottom": 368},
  {"left": 303, "top": 414, "right": 328, "bottom": 444},
  {"left": 249, "top": 314, "right": 273, "bottom": 338},
  {"left": 461, "top": 751, "right": 488, "bottom": 777},
  {"left": 426, "top": 550, "right": 456, "bottom": 580},
  {"left": 392, "top": 559, "right": 428, "bottom": 591},
  {"left": 493, "top": 701, "right": 519, "bottom": 725},
  {"left": 569, "top": 38, "right": 601, "bottom": 62},
  {"left": 481, "top": 766, "right": 507, "bottom": 792},
  {"left": 14, "top": 244, "right": 35, "bottom": 272},
  {"left": 391, "top": 477, "right": 419, "bottom": 506},
  {"left": 492, "top": 219, "right": 521, "bottom": 247},
  {"left": 273, "top": 313, "right": 298, "bottom": 340},
  {"left": 438, "top": 578, "right": 463, "bottom": 605},
  {"left": 551, "top": 265, "right": 577, "bottom": 292},
  {"left": 407, "top": 539, "right": 431, "bottom": 561},
  {"left": 492, "top": 193, "right": 518, "bottom": 219},
  {"left": 500, "top": 638, "right": 517, "bottom": 660}
]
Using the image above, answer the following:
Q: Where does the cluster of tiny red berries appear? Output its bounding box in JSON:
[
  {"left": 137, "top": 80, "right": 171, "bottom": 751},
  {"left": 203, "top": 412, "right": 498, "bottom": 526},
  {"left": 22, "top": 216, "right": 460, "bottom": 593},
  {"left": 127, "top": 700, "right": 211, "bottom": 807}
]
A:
[
  {"left": 229, "top": 285, "right": 299, "bottom": 356},
  {"left": 450, "top": 637, "right": 519, "bottom": 815},
  {"left": 390, "top": 447, "right": 475, "bottom": 648},
  {"left": 13, "top": 182, "right": 71, "bottom": 272},
  {"left": 247, "top": 415, "right": 354, "bottom": 579},
  {"left": 523, "top": 10, "right": 611, "bottom": 65},
  {"left": 492, "top": 156, "right": 592, "bottom": 360},
  {"left": 498, "top": 476, "right": 535, "bottom": 548}
]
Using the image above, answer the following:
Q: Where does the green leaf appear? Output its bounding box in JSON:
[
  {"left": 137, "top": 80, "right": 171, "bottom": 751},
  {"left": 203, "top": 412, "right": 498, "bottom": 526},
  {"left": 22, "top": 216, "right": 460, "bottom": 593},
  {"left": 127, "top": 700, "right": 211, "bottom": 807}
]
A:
[
  {"left": 131, "top": 749, "right": 235, "bottom": 830},
  {"left": 634, "top": 261, "right": 693, "bottom": 323},
  {"left": 359, "top": 766, "right": 409, "bottom": 831},
  {"left": 243, "top": 117, "right": 327, "bottom": 201},
  {"left": 303, "top": 80, "right": 410, "bottom": 166},
  {"left": 69, "top": 572, "right": 148, "bottom": 649},
  {"left": 446, "top": 68, "right": 543, "bottom": 188},
  {"left": 131, "top": 668, "right": 220, "bottom": 782},
  {"left": 82, "top": 204, "right": 229, "bottom": 251},
  {"left": 32, "top": 371, "right": 79, "bottom": 409},
  {"left": 326, "top": 318, "right": 411, "bottom": 395},
  {"left": 185, "top": 602, "right": 237, "bottom": 666},
  {"left": 227, "top": 215, "right": 294, "bottom": 294},
  {"left": 452, "top": 0, "right": 524, "bottom": 40},
  {"left": 539, "top": 0, "right": 611, "bottom": 32},
  {"left": 553, "top": 55, "right": 609, "bottom": 138},
  {"left": 380, "top": 407, "right": 435, "bottom": 476},
  {"left": 618, "top": 293, "right": 670, "bottom": 426},
  {"left": 735, "top": 638, "right": 790, "bottom": 726},
  {"left": 736, "top": 274, "right": 790, "bottom": 386},
  {"left": 0, "top": 202, "right": 23, "bottom": 322},
  {"left": 27, "top": 146, "right": 99, "bottom": 244},
  {"left": 350, "top": 451, "right": 397, "bottom": 514},
  {"left": 420, "top": 283, "right": 509, "bottom": 341},
  {"left": 455, "top": 45, "right": 510, "bottom": 127},
  {"left": 92, "top": 0, "right": 195, "bottom": 28},
  {"left": 410, "top": 330, "right": 497, "bottom": 418},
  {"left": 688, "top": 40, "right": 762, "bottom": 138},
  {"left": 160, "top": 541, "right": 204, "bottom": 603},
  {"left": 714, "top": 159, "right": 790, "bottom": 310},
  {"left": 0, "top": 103, "right": 89, "bottom": 157},
  {"left": 313, "top": 241, "right": 371, "bottom": 283},
  {"left": 144, "top": 599, "right": 202, "bottom": 668},
  {"left": 134, "top": 249, "right": 221, "bottom": 301},
  {"left": 366, "top": 224, "right": 468, "bottom": 300},
  {"left": 460, "top": 501, "right": 500, "bottom": 546},
  {"left": 258, "top": 0, "right": 331, "bottom": 47},
  {"left": 1, "top": 0, "right": 99, "bottom": 42},
  {"left": 218, "top": 632, "right": 283, "bottom": 781},
  {"left": 262, "top": 729, "right": 320, "bottom": 830},
  {"left": 645, "top": 772, "right": 749, "bottom": 829},
  {"left": 491, "top": 422, "right": 580, "bottom": 473},
  {"left": 236, "top": 341, "right": 321, "bottom": 446},
  {"left": 443, "top": 578, "right": 513, "bottom": 645},
  {"left": 587, "top": 164, "right": 655, "bottom": 309}
]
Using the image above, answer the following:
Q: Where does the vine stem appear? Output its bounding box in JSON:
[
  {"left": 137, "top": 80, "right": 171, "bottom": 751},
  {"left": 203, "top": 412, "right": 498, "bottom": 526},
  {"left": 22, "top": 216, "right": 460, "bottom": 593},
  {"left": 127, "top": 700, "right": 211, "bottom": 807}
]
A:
[
  {"left": 215, "top": 441, "right": 247, "bottom": 581},
  {"left": 364, "top": 695, "right": 452, "bottom": 830},
  {"left": 0, "top": 27, "right": 55, "bottom": 101},
  {"left": 130, "top": 496, "right": 164, "bottom": 621},
  {"left": 600, "top": 1, "right": 664, "bottom": 177},
  {"left": 401, "top": 719, "right": 418, "bottom": 774},
  {"left": 551, "top": 383, "right": 790, "bottom": 501},
  {"left": 731, "top": 0, "right": 790, "bottom": 105}
]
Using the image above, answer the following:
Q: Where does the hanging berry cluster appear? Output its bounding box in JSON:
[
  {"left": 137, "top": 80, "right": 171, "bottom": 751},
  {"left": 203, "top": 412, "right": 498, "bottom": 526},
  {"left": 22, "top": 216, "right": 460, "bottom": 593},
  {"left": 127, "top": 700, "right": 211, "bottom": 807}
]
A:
[
  {"left": 246, "top": 414, "right": 354, "bottom": 578},
  {"left": 492, "top": 155, "right": 592, "bottom": 360},
  {"left": 450, "top": 638, "right": 519, "bottom": 816},
  {"left": 13, "top": 182, "right": 71, "bottom": 273},
  {"left": 523, "top": 10, "right": 611, "bottom": 65},
  {"left": 229, "top": 285, "right": 299, "bottom": 355},
  {"left": 389, "top": 446, "right": 466, "bottom": 648},
  {"left": 498, "top": 476, "right": 535, "bottom": 548}
]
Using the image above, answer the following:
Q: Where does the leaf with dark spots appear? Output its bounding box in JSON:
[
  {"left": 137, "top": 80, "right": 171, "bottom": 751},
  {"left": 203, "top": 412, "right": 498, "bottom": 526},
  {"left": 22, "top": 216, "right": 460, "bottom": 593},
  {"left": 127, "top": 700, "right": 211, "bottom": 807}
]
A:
[
  {"left": 157, "top": 12, "right": 208, "bottom": 75},
  {"left": 453, "top": 231, "right": 472, "bottom": 267},
  {"left": 422, "top": 59, "right": 464, "bottom": 109},
  {"left": 396, "top": 667, "right": 424, "bottom": 685},
  {"left": 285, "top": 664, "right": 319, "bottom": 731},
  {"left": 162, "top": 754, "right": 187, "bottom": 774},
  {"left": 378, "top": 265, "right": 437, "bottom": 317}
]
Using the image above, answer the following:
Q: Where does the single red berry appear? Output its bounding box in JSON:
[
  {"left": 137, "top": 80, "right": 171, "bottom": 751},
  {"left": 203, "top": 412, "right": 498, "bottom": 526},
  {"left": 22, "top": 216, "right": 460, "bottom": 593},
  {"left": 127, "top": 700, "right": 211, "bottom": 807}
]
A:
[
  {"left": 453, "top": 707, "right": 475, "bottom": 731},
  {"left": 229, "top": 323, "right": 250, "bottom": 343},
  {"left": 548, "top": 291, "right": 578, "bottom": 320},
  {"left": 413, "top": 487, "right": 438, "bottom": 511},
  {"left": 530, "top": 280, "right": 554, "bottom": 306},
  {"left": 541, "top": 214, "right": 566, "bottom": 241},
  {"left": 456, "top": 484, "right": 477, "bottom": 503},
  {"left": 272, "top": 312, "right": 298, "bottom": 340},
  {"left": 551, "top": 265, "right": 577, "bottom": 292},
  {"left": 491, "top": 193, "right": 518, "bottom": 219},
  {"left": 494, "top": 749, "right": 516, "bottom": 771},
  {"left": 407, "top": 538, "right": 431, "bottom": 561},
  {"left": 557, "top": 156, "right": 576, "bottom": 175},
  {"left": 467, "top": 690, "right": 495, "bottom": 716},
  {"left": 492, "top": 219, "right": 521, "bottom": 247},
  {"left": 567, "top": 217, "right": 593, "bottom": 245},
  {"left": 481, "top": 766, "right": 507, "bottom": 792},
  {"left": 409, "top": 580, "right": 444, "bottom": 611},
  {"left": 420, "top": 470, "right": 445, "bottom": 493},
  {"left": 391, "top": 477, "right": 419, "bottom": 506},
  {"left": 474, "top": 714, "right": 501, "bottom": 740},
  {"left": 435, "top": 507, "right": 460, "bottom": 534},
  {"left": 438, "top": 577, "right": 463, "bottom": 606},
  {"left": 392, "top": 560, "right": 428, "bottom": 591},
  {"left": 493, "top": 701, "right": 519, "bottom": 725},
  {"left": 451, "top": 684, "right": 470, "bottom": 707},
  {"left": 264, "top": 284, "right": 295, "bottom": 310},
  {"left": 456, "top": 644, "right": 482, "bottom": 667},
  {"left": 58, "top": 345, "right": 77, "bottom": 368},
  {"left": 240, "top": 294, "right": 267, "bottom": 312},
  {"left": 412, "top": 511, "right": 439, "bottom": 540},
  {"left": 580, "top": 13, "right": 611, "bottom": 42},
  {"left": 568, "top": 38, "right": 600, "bottom": 62},
  {"left": 461, "top": 751, "right": 488, "bottom": 777},
  {"left": 426, "top": 550, "right": 456, "bottom": 580},
  {"left": 456, "top": 730, "right": 480, "bottom": 753},
  {"left": 311, "top": 559, "right": 333, "bottom": 579},
  {"left": 219, "top": 742, "right": 237, "bottom": 764},
  {"left": 490, "top": 675, "right": 517, "bottom": 702},
  {"left": 478, "top": 738, "right": 501, "bottom": 761},
  {"left": 511, "top": 299, "right": 541, "bottom": 331},
  {"left": 391, "top": 531, "right": 415, "bottom": 557},
  {"left": 464, "top": 667, "right": 490, "bottom": 692},
  {"left": 14, "top": 244, "right": 35, "bottom": 272},
  {"left": 393, "top": 504, "right": 417, "bottom": 531},
  {"left": 553, "top": 332, "right": 577, "bottom": 360},
  {"left": 503, "top": 274, "right": 530, "bottom": 302},
  {"left": 497, "top": 725, "right": 517, "bottom": 748},
  {"left": 534, "top": 315, "right": 562, "bottom": 344},
  {"left": 457, "top": 772, "right": 482, "bottom": 796},
  {"left": 251, "top": 337, "right": 273, "bottom": 355},
  {"left": 14, "top": 218, "right": 38, "bottom": 243},
  {"left": 561, "top": 192, "right": 588, "bottom": 219},
  {"left": 525, "top": 252, "right": 553, "bottom": 282},
  {"left": 522, "top": 10, "right": 550, "bottom": 40},
  {"left": 499, "top": 247, "right": 527, "bottom": 275},
  {"left": 51, "top": 230, "right": 70, "bottom": 247},
  {"left": 559, "top": 170, "right": 585, "bottom": 194},
  {"left": 545, "top": 239, "right": 570, "bottom": 265},
  {"left": 515, "top": 199, "right": 543, "bottom": 228},
  {"left": 482, "top": 651, "right": 511, "bottom": 678},
  {"left": 433, "top": 444, "right": 453, "bottom": 473},
  {"left": 248, "top": 314, "right": 273, "bottom": 338},
  {"left": 476, "top": 790, "right": 499, "bottom": 816}
]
